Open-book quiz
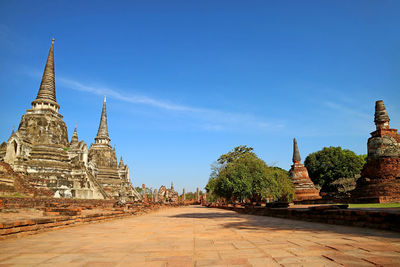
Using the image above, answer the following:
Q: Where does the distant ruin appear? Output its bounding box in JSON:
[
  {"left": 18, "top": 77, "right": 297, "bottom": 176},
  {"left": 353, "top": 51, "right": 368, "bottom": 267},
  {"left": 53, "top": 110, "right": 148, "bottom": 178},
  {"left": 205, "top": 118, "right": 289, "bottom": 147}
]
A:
[{"left": 158, "top": 182, "right": 179, "bottom": 203}]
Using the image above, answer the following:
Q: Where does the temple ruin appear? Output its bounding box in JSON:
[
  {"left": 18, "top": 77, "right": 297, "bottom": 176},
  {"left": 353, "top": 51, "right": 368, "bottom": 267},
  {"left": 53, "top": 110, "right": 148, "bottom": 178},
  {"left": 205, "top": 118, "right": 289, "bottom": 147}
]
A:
[
  {"left": 158, "top": 183, "right": 179, "bottom": 203},
  {"left": 351, "top": 100, "right": 400, "bottom": 203},
  {"left": 0, "top": 39, "right": 140, "bottom": 201},
  {"left": 288, "top": 138, "right": 321, "bottom": 201}
]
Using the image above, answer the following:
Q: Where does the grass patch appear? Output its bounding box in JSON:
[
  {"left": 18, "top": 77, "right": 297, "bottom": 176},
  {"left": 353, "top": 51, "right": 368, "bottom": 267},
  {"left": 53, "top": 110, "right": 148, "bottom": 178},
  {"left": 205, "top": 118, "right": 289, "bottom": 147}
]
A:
[
  {"left": 347, "top": 203, "right": 400, "bottom": 208},
  {"left": 0, "top": 192, "right": 29, "bottom": 198}
]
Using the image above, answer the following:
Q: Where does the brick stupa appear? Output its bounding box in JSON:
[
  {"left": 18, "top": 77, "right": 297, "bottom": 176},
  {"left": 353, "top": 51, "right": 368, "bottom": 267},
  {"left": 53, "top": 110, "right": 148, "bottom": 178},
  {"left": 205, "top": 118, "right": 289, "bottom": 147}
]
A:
[
  {"left": 351, "top": 100, "right": 400, "bottom": 203},
  {"left": 289, "top": 138, "right": 321, "bottom": 201}
]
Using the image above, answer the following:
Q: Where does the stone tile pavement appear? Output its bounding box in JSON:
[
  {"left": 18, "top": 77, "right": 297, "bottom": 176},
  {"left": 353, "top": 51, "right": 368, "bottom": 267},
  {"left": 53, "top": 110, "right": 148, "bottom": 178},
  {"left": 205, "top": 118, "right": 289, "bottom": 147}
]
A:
[{"left": 0, "top": 205, "right": 399, "bottom": 266}]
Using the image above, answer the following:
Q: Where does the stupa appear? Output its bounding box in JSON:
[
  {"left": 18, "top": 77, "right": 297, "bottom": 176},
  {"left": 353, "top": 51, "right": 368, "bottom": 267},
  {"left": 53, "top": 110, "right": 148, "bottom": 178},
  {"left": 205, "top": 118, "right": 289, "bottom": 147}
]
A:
[
  {"left": 351, "top": 100, "right": 400, "bottom": 203},
  {"left": 289, "top": 138, "right": 321, "bottom": 201},
  {"left": 0, "top": 39, "right": 141, "bottom": 201}
]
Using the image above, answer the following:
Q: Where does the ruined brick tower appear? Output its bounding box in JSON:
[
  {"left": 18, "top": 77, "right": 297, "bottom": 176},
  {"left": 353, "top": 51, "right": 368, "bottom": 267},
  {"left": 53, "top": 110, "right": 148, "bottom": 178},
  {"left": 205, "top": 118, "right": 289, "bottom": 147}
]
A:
[
  {"left": 351, "top": 100, "right": 400, "bottom": 203},
  {"left": 289, "top": 138, "right": 321, "bottom": 201}
]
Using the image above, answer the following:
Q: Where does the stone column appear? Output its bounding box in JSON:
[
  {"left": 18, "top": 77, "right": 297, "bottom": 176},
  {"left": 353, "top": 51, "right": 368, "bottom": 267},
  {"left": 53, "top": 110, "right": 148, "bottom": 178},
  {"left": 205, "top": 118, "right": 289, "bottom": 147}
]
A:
[
  {"left": 154, "top": 189, "right": 158, "bottom": 202},
  {"left": 142, "top": 184, "right": 147, "bottom": 202},
  {"left": 182, "top": 188, "right": 186, "bottom": 202},
  {"left": 196, "top": 188, "right": 199, "bottom": 202}
]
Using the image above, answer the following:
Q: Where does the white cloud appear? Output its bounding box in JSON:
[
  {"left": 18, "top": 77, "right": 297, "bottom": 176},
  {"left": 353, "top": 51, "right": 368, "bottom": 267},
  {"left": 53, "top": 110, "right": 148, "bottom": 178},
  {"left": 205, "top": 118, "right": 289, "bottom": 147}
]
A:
[
  {"left": 56, "top": 76, "right": 284, "bottom": 132},
  {"left": 323, "top": 101, "right": 370, "bottom": 119},
  {"left": 58, "top": 77, "right": 199, "bottom": 112}
]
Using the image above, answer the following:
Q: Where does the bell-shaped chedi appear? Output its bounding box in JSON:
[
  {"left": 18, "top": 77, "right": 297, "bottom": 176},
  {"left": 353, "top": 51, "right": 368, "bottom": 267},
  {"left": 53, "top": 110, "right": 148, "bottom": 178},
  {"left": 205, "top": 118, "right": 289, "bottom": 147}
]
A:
[
  {"left": 0, "top": 39, "right": 143, "bottom": 200},
  {"left": 3, "top": 39, "right": 70, "bottom": 167},
  {"left": 95, "top": 96, "right": 111, "bottom": 145},
  {"left": 88, "top": 97, "right": 141, "bottom": 200},
  {"left": 351, "top": 100, "right": 400, "bottom": 203},
  {"left": 289, "top": 138, "right": 321, "bottom": 201},
  {"left": 0, "top": 39, "right": 108, "bottom": 199},
  {"left": 70, "top": 125, "right": 79, "bottom": 146},
  {"left": 31, "top": 38, "right": 60, "bottom": 113}
]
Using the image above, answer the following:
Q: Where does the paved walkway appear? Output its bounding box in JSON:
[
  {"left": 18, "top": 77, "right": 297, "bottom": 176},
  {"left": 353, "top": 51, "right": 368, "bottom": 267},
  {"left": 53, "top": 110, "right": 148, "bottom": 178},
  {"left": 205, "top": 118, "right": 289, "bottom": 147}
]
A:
[{"left": 0, "top": 206, "right": 400, "bottom": 266}]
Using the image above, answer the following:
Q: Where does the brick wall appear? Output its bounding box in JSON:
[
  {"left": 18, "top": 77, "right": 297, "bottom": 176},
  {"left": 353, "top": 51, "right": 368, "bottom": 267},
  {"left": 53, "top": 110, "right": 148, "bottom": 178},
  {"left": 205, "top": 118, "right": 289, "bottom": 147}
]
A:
[
  {"left": 208, "top": 204, "right": 400, "bottom": 232},
  {"left": 0, "top": 197, "right": 117, "bottom": 209}
]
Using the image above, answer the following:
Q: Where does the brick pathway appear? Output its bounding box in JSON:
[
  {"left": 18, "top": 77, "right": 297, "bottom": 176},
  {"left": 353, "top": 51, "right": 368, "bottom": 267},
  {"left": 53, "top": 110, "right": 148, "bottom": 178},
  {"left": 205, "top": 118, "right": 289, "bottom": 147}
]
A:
[{"left": 1, "top": 206, "right": 400, "bottom": 266}]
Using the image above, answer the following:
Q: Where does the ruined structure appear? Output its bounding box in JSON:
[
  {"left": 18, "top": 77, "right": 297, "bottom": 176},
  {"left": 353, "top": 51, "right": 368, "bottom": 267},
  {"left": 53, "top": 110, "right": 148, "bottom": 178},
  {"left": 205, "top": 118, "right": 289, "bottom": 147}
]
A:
[
  {"left": 289, "top": 138, "right": 321, "bottom": 201},
  {"left": 0, "top": 161, "right": 53, "bottom": 197},
  {"left": 154, "top": 188, "right": 159, "bottom": 202},
  {"left": 352, "top": 100, "right": 400, "bottom": 203},
  {"left": 0, "top": 39, "right": 140, "bottom": 201},
  {"left": 141, "top": 184, "right": 147, "bottom": 202},
  {"left": 158, "top": 183, "right": 178, "bottom": 203},
  {"left": 196, "top": 187, "right": 200, "bottom": 202}
]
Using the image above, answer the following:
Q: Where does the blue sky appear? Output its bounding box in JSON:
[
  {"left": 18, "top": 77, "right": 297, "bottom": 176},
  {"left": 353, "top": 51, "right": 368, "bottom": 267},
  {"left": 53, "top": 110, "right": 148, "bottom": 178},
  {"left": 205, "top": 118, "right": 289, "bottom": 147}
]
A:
[{"left": 1, "top": 1, "right": 399, "bottom": 193}]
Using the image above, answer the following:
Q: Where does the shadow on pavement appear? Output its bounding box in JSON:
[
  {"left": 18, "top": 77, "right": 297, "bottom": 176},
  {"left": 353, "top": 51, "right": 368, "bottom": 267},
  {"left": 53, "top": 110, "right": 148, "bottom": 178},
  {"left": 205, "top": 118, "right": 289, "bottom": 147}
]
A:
[
  {"left": 170, "top": 212, "right": 241, "bottom": 219},
  {"left": 170, "top": 206, "right": 400, "bottom": 240}
]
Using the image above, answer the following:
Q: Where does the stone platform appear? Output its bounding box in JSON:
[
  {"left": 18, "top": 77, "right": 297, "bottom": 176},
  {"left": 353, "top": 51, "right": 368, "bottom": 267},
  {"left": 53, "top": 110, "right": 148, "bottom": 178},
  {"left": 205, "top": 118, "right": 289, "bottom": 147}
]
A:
[
  {"left": 1, "top": 206, "right": 400, "bottom": 266},
  {"left": 0, "top": 197, "right": 183, "bottom": 240}
]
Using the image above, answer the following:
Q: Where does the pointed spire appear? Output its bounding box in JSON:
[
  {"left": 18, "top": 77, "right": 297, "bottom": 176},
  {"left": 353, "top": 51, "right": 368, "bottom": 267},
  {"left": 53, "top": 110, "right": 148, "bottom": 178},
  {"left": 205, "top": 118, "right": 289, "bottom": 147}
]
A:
[
  {"left": 292, "top": 138, "right": 301, "bottom": 163},
  {"left": 119, "top": 155, "right": 124, "bottom": 167},
  {"left": 95, "top": 96, "right": 110, "bottom": 144},
  {"left": 11, "top": 125, "right": 15, "bottom": 135},
  {"left": 71, "top": 124, "right": 79, "bottom": 144},
  {"left": 32, "top": 38, "right": 59, "bottom": 110},
  {"left": 374, "top": 100, "right": 390, "bottom": 130}
]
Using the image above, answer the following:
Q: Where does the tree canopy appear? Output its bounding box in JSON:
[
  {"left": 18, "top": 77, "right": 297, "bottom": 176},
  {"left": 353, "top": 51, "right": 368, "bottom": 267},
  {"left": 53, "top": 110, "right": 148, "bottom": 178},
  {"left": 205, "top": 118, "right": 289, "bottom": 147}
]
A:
[
  {"left": 206, "top": 145, "right": 295, "bottom": 202},
  {"left": 304, "top": 146, "right": 366, "bottom": 192}
]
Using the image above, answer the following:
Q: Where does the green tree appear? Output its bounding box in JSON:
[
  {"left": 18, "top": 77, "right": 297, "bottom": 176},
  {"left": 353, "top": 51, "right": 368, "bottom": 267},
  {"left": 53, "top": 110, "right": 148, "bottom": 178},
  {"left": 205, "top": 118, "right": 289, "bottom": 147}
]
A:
[
  {"left": 304, "top": 146, "right": 366, "bottom": 192},
  {"left": 217, "top": 145, "right": 255, "bottom": 165},
  {"left": 134, "top": 186, "right": 152, "bottom": 199},
  {"left": 135, "top": 187, "right": 142, "bottom": 194},
  {"left": 184, "top": 191, "right": 202, "bottom": 200},
  {"left": 205, "top": 176, "right": 218, "bottom": 202},
  {"left": 270, "top": 167, "right": 295, "bottom": 202},
  {"left": 206, "top": 146, "right": 295, "bottom": 202}
]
